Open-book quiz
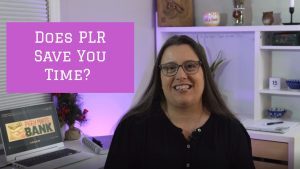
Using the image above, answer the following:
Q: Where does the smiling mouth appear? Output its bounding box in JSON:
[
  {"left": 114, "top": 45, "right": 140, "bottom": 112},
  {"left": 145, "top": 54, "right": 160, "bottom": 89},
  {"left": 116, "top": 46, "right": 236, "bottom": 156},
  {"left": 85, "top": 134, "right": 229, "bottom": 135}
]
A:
[{"left": 174, "top": 84, "right": 192, "bottom": 91}]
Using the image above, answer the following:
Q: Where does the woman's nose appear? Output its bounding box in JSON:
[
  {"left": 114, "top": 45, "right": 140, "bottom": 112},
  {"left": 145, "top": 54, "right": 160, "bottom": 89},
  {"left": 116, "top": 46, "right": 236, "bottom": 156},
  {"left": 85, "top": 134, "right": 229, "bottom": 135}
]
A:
[{"left": 175, "top": 66, "right": 187, "bottom": 79}]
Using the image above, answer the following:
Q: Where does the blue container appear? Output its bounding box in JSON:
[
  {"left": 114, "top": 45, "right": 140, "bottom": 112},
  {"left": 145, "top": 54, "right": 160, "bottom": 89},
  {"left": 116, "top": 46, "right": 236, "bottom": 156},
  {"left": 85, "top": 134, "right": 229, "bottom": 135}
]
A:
[
  {"left": 267, "top": 107, "right": 286, "bottom": 118},
  {"left": 286, "top": 80, "right": 300, "bottom": 89}
]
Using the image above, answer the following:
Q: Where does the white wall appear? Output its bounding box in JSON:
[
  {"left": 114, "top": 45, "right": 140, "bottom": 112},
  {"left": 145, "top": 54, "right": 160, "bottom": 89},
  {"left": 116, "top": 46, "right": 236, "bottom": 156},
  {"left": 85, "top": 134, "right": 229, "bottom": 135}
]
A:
[{"left": 60, "top": 0, "right": 155, "bottom": 136}]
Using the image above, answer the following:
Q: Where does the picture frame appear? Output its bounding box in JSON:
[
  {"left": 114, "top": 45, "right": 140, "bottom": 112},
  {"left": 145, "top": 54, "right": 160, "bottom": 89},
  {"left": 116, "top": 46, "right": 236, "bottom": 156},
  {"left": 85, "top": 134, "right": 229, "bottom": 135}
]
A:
[{"left": 157, "top": 0, "right": 194, "bottom": 27}]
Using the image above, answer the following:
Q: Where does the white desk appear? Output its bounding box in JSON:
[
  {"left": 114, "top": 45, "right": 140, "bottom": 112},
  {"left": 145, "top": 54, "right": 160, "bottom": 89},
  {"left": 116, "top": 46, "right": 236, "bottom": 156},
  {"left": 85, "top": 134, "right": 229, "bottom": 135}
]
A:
[
  {"left": 62, "top": 139, "right": 108, "bottom": 169},
  {"left": 0, "top": 136, "right": 111, "bottom": 169}
]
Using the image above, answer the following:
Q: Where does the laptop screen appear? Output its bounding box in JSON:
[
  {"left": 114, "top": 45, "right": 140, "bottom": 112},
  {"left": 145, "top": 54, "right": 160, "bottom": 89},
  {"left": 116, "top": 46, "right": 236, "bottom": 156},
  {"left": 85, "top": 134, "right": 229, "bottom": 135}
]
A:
[{"left": 0, "top": 103, "right": 62, "bottom": 156}]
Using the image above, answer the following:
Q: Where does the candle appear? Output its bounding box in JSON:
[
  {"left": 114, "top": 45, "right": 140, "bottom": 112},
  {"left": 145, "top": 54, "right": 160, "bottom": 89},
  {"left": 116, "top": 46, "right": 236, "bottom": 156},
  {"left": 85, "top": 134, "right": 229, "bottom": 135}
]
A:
[{"left": 290, "top": 0, "right": 295, "bottom": 7}]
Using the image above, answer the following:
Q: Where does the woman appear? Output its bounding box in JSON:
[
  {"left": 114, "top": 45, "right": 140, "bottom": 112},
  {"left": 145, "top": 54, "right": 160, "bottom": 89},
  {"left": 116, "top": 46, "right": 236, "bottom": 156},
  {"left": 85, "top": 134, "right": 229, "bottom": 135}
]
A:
[{"left": 104, "top": 35, "right": 255, "bottom": 169}]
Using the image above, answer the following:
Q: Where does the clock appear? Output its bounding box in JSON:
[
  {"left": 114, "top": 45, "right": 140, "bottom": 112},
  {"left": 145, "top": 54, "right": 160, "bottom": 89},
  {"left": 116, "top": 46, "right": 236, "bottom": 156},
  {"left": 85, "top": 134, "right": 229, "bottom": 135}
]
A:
[{"left": 269, "top": 77, "right": 281, "bottom": 90}]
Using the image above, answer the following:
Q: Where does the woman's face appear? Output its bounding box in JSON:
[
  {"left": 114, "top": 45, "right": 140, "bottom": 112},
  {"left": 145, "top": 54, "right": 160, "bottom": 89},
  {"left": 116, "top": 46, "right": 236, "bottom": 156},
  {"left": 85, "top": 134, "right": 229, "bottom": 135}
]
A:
[{"left": 160, "top": 44, "right": 205, "bottom": 108}]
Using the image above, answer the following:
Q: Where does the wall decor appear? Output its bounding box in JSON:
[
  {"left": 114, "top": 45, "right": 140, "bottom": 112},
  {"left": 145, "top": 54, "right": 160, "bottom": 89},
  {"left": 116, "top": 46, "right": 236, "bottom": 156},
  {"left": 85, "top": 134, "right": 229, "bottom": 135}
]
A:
[{"left": 157, "top": 0, "right": 194, "bottom": 27}]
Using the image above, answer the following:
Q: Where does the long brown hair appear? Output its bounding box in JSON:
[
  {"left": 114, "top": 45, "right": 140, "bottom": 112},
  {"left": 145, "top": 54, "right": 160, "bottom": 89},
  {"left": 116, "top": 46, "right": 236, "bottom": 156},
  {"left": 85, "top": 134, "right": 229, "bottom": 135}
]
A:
[{"left": 121, "top": 35, "right": 236, "bottom": 121}]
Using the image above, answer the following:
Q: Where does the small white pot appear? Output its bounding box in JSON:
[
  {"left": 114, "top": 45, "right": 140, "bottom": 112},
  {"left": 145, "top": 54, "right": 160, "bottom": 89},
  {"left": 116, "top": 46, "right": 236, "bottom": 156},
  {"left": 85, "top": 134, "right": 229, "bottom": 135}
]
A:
[{"left": 203, "top": 12, "right": 221, "bottom": 26}]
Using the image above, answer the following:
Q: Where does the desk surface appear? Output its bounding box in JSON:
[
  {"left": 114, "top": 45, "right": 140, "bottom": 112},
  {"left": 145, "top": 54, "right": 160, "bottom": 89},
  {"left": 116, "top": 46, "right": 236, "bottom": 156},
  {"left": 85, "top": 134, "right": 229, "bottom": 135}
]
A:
[
  {"left": 0, "top": 135, "right": 113, "bottom": 169},
  {"left": 63, "top": 135, "right": 113, "bottom": 169}
]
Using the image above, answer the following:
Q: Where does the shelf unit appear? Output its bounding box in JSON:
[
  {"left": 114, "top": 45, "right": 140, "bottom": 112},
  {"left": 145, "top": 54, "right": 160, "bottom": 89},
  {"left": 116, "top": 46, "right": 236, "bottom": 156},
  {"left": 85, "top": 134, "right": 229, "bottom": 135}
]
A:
[
  {"left": 259, "top": 89, "right": 300, "bottom": 96},
  {"left": 156, "top": 25, "right": 300, "bottom": 120},
  {"left": 156, "top": 25, "right": 300, "bottom": 169}
]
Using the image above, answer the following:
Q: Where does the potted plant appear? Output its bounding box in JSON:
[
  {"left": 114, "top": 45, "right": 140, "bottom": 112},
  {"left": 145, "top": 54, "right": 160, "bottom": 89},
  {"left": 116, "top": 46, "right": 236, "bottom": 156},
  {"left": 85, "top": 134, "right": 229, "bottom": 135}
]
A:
[{"left": 51, "top": 93, "right": 88, "bottom": 140}]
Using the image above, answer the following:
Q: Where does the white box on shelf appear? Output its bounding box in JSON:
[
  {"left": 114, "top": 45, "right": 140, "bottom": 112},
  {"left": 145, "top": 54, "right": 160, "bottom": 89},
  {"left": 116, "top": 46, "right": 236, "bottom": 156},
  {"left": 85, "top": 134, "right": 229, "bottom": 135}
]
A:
[{"left": 269, "top": 77, "right": 281, "bottom": 90}]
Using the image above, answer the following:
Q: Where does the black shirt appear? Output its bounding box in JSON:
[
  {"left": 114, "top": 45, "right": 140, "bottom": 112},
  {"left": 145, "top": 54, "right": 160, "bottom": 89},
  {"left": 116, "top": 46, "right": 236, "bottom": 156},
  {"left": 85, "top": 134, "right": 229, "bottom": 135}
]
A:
[{"left": 105, "top": 108, "right": 255, "bottom": 169}]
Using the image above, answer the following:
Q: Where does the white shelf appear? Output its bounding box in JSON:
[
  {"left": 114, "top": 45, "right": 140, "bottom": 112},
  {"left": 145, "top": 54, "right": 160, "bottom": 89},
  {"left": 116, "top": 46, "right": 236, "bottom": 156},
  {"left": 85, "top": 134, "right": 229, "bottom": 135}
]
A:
[
  {"left": 259, "top": 89, "right": 300, "bottom": 96},
  {"left": 260, "top": 46, "right": 300, "bottom": 50},
  {"left": 157, "top": 25, "right": 300, "bottom": 33},
  {"left": 157, "top": 25, "right": 255, "bottom": 33}
]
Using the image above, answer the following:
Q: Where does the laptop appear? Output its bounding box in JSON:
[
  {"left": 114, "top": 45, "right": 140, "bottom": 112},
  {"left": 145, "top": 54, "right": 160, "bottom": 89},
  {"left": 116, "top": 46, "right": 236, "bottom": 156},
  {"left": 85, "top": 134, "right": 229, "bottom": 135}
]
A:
[{"left": 0, "top": 102, "right": 95, "bottom": 169}]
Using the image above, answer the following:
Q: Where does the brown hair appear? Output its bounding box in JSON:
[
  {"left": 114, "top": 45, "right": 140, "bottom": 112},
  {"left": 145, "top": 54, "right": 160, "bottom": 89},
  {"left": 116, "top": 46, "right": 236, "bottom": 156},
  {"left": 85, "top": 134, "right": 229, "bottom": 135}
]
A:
[{"left": 121, "top": 35, "right": 236, "bottom": 121}]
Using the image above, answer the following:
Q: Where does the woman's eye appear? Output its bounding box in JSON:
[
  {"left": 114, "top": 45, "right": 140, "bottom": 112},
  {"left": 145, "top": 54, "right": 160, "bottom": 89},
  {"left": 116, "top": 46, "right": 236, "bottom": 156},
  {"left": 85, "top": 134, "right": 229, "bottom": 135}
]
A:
[
  {"left": 165, "top": 65, "right": 177, "bottom": 72},
  {"left": 185, "top": 63, "right": 197, "bottom": 70}
]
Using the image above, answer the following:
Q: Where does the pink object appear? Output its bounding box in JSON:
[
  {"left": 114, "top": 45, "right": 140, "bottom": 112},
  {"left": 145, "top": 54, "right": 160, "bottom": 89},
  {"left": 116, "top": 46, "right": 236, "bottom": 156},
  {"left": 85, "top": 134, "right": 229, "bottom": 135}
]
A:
[{"left": 203, "top": 12, "right": 221, "bottom": 26}]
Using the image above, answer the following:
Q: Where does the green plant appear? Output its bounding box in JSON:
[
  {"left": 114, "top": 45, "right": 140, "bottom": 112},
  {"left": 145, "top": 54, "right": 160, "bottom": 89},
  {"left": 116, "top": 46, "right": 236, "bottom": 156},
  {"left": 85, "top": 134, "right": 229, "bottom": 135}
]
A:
[
  {"left": 196, "top": 36, "right": 225, "bottom": 76},
  {"left": 209, "top": 50, "right": 225, "bottom": 77}
]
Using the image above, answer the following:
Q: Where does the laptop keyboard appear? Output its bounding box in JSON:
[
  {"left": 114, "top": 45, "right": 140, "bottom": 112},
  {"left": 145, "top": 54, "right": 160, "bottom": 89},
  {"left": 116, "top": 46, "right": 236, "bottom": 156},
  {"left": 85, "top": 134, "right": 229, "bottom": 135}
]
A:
[{"left": 16, "top": 148, "right": 78, "bottom": 167}]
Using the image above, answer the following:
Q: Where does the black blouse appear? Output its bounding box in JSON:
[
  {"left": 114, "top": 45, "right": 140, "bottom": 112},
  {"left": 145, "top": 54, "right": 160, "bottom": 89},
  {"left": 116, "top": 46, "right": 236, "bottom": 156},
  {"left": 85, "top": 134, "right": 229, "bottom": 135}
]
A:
[{"left": 104, "top": 108, "right": 255, "bottom": 169}]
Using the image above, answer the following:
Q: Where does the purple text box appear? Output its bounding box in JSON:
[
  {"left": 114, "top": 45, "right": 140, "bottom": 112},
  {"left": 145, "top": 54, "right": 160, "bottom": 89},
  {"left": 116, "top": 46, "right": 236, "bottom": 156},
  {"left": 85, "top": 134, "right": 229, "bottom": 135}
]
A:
[{"left": 7, "top": 22, "right": 134, "bottom": 93}]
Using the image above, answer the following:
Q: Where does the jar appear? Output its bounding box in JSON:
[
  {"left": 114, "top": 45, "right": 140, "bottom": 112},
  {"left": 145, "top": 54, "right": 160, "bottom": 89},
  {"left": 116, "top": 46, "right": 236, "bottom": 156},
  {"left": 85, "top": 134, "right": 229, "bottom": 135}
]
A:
[
  {"left": 262, "top": 11, "right": 274, "bottom": 25},
  {"left": 203, "top": 12, "right": 220, "bottom": 26}
]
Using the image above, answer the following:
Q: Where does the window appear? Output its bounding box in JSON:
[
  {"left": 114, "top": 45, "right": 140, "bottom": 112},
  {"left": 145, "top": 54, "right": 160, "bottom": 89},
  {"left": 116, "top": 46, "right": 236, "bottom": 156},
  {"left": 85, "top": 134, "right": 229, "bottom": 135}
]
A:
[{"left": 0, "top": 0, "right": 52, "bottom": 111}]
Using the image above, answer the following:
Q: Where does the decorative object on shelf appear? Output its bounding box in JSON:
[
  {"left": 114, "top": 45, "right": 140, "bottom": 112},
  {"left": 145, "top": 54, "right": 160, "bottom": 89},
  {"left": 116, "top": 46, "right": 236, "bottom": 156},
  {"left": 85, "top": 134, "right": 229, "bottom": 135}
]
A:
[
  {"left": 269, "top": 77, "right": 281, "bottom": 90},
  {"left": 272, "top": 32, "right": 300, "bottom": 46},
  {"left": 157, "top": 0, "right": 194, "bottom": 27},
  {"left": 286, "top": 79, "right": 300, "bottom": 89},
  {"left": 51, "top": 93, "right": 88, "bottom": 140},
  {"left": 267, "top": 107, "right": 286, "bottom": 118},
  {"left": 262, "top": 11, "right": 274, "bottom": 25},
  {"left": 283, "top": 0, "right": 300, "bottom": 25},
  {"left": 203, "top": 12, "right": 220, "bottom": 26},
  {"left": 232, "top": 0, "right": 244, "bottom": 25}
]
